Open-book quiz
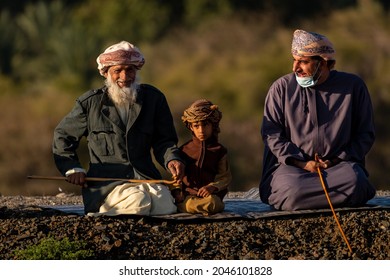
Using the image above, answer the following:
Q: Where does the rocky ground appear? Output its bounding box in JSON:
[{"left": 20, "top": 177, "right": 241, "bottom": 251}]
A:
[{"left": 0, "top": 192, "right": 389, "bottom": 260}]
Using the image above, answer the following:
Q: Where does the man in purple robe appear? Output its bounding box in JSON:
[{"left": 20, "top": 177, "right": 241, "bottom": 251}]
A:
[{"left": 259, "top": 29, "right": 376, "bottom": 211}]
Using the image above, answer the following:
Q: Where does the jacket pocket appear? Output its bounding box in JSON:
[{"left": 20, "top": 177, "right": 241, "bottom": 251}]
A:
[{"left": 88, "top": 128, "right": 115, "bottom": 156}]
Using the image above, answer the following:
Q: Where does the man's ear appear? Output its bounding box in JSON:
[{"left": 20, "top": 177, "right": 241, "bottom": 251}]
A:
[{"left": 318, "top": 59, "right": 327, "bottom": 70}]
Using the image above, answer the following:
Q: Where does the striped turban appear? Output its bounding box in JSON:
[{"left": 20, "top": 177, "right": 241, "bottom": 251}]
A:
[
  {"left": 182, "top": 99, "right": 222, "bottom": 133},
  {"left": 291, "top": 29, "right": 336, "bottom": 61},
  {"left": 96, "top": 41, "right": 145, "bottom": 76}
]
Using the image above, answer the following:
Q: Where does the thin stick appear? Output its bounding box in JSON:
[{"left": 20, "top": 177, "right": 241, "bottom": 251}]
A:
[
  {"left": 27, "top": 175, "right": 177, "bottom": 185},
  {"left": 315, "top": 155, "right": 353, "bottom": 253}
]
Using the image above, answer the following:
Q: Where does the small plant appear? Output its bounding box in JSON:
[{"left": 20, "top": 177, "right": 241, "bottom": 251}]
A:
[{"left": 14, "top": 236, "right": 94, "bottom": 260}]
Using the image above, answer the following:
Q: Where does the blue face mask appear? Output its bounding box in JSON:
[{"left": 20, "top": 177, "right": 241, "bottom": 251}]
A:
[{"left": 295, "top": 62, "right": 322, "bottom": 88}]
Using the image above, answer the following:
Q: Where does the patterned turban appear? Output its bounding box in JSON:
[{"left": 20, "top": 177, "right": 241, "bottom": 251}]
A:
[
  {"left": 291, "top": 29, "right": 336, "bottom": 61},
  {"left": 182, "top": 99, "right": 222, "bottom": 133},
  {"left": 96, "top": 41, "right": 145, "bottom": 76}
]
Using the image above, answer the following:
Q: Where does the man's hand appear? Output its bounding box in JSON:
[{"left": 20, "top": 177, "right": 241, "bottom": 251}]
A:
[
  {"left": 303, "top": 160, "right": 322, "bottom": 173},
  {"left": 291, "top": 158, "right": 327, "bottom": 173},
  {"left": 290, "top": 156, "right": 341, "bottom": 173},
  {"left": 167, "top": 160, "right": 185, "bottom": 183},
  {"left": 66, "top": 172, "right": 87, "bottom": 187}
]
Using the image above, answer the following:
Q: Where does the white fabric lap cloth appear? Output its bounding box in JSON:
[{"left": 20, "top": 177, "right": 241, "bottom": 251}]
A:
[{"left": 87, "top": 183, "right": 177, "bottom": 216}]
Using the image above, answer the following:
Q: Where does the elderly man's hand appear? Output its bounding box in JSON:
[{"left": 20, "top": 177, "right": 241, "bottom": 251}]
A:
[
  {"left": 66, "top": 172, "right": 87, "bottom": 187},
  {"left": 167, "top": 160, "right": 185, "bottom": 183}
]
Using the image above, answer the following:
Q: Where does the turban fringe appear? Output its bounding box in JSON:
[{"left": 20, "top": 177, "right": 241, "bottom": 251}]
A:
[
  {"left": 291, "top": 29, "right": 336, "bottom": 61},
  {"left": 96, "top": 41, "right": 145, "bottom": 76}
]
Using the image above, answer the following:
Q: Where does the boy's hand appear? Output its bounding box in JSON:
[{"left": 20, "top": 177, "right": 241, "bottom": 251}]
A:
[{"left": 197, "top": 185, "right": 217, "bottom": 197}]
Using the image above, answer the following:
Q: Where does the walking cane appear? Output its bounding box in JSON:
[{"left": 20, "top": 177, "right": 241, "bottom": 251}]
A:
[
  {"left": 27, "top": 175, "right": 180, "bottom": 190},
  {"left": 314, "top": 154, "right": 353, "bottom": 253}
]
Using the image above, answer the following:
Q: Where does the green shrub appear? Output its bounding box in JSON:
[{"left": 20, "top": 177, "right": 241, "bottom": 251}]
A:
[{"left": 14, "top": 237, "right": 94, "bottom": 260}]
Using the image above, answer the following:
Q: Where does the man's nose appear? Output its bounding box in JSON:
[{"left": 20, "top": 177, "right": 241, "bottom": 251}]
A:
[{"left": 120, "top": 70, "right": 129, "bottom": 80}]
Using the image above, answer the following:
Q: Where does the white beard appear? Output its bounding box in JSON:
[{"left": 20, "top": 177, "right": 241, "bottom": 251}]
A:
[{"left": 105, "top": 74, "right": 139, "bottom": 107}]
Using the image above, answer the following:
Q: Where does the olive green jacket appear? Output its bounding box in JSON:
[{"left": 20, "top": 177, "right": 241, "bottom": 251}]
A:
[{"left": 53, "top": 84, "right": 182, "bottom": 212}]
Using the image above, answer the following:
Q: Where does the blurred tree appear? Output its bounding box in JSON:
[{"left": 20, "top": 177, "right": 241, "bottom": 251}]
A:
[
  {"left": 47, "top": 22, "right": 102, "bottom": 90},
  {"left": 0, "top": 0, "right": 80, "bottom": 15},
  {"left": 13, "top": 1, "right": 69, "bottom": 82},
  {"left": 7, "top": 1, "right": 101, "bottom": 89},
  {"left": 182, "top": 0, "right": 233, "bottom": 27},
  {"left": 74, "top": 0, "right": 172, "bottom": 43},
  {"left": 0, "top": 11, "right": 15, "bottom": 75}
]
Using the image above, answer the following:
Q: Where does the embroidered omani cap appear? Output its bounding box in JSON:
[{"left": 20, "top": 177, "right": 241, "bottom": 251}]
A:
[{"left": 291, "top": 29, "right": 335, "bottom": 61}]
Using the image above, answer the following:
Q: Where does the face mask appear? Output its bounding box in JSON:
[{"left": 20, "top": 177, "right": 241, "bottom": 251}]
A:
[{"left": 295, "top": 62, "right": 322, "bottom": 88}]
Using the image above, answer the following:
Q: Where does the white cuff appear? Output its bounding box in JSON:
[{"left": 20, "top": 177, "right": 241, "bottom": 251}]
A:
[{"left": 65, "top": 168, "right": 86, "bottom": 177}]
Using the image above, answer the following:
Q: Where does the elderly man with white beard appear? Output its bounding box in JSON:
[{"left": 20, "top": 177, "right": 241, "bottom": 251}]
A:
[{"left": 53, "top": 41, "right": 185, "bottom": 215}]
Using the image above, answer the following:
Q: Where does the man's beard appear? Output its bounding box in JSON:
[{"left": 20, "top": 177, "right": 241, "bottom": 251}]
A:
[{"left": 105, "top": 74, "right": 139, "bottom": 107}]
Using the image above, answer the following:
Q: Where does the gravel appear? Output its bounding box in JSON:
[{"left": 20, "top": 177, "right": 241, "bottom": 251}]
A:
[{"left": 0, "top": 192, "right": 389, "bottom": 260}]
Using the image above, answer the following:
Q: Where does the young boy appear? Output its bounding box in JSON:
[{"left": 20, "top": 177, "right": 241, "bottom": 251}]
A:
[{"left": 173, "top": 99, "right": 232, "bottom": 215}]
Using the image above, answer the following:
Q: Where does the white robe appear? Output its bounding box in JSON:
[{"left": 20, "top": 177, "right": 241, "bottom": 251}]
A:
[{"left": 88, "top": 183, "right": 177, "bottom": 216}]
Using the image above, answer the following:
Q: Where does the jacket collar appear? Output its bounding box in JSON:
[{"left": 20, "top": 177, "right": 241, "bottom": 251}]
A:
[{"left": 100, "top": 87, "right": 142, "bottom": 132}]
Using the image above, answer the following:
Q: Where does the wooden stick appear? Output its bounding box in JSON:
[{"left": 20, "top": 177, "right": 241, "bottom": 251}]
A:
[
  {"left": 27, "top": 175, "right": 177, "bottom": 185},
  {"left": 315, "top": 154, "right": 353, "bottom": 253}
]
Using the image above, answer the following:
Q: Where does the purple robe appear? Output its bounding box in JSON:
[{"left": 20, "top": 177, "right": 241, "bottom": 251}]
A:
[{"left": 260, "top": 70, "right": 376, "bottom": 210}]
